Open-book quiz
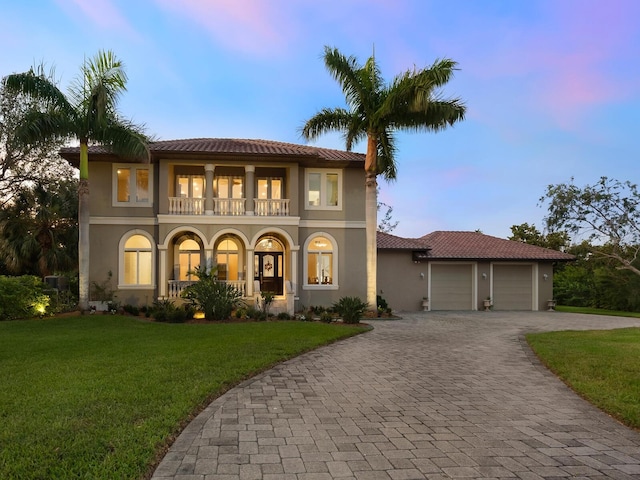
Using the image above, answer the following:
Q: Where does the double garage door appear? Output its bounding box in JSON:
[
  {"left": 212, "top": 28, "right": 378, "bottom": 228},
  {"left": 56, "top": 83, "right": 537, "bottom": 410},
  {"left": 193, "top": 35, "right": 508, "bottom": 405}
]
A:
[{"left": 430, "top": 263, "right": 533, "bottom": 310}]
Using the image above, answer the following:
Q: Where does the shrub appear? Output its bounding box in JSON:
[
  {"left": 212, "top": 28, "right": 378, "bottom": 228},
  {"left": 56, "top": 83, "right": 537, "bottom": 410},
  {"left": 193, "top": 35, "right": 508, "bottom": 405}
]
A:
[
  {"left": 319, "top": 311, "right": 333, "bottom": 323},
  {"left": 0, "top": 276, "right": 50, "bottom": 320},
  {"left": 376, "top": 294, "right": 389, "bottom": 311},
  {"left": 122, "top": 304, "right": 140, "bottom": 316},
  {"left": 181, "top": 266, "right": 243, "bottom": 321},
  {"left": 277, "top": 312, "right": 291, "bottom": 320},
  {"left": 149, "top": 299, "right": 177, "bottom": 323},
  {"left": 333, "top": 296, "right": 368, "bottom": 324}
]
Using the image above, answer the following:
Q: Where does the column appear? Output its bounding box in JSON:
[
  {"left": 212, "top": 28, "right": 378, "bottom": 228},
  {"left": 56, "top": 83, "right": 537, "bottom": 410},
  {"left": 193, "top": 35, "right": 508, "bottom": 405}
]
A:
[
  {"left": 246, "top": 248, "right": 254, "bottom": 296},
  {"left": 204, "top": 164, "right": 215, "bottom": 215},
  {"left": 158, "top": 245, "right": 168, "bottom": 298},
  {"left": 245, "top": 165, "right": 255, "bottom": 216}
]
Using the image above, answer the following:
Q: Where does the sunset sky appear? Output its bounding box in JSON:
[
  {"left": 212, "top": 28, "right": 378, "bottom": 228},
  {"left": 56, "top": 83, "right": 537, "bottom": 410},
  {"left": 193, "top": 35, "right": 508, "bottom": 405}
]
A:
[{"left": 2, "top": 0, "right": 639, "bottom": 239}]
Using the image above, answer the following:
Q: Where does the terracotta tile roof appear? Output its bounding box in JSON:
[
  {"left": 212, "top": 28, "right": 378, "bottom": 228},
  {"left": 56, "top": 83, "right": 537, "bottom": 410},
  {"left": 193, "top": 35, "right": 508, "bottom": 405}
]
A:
[
  {"left": 376, "top": 231, "right": 430, "bottom": 250},
  {"left": 416, "top": 231, "right": 575, "bottom": 261},
  {"left": 60, "top": 138, "right": 365, "bottom": 163},
  {"left": 378, "top": 230, "right": 574, "bottom": 261}
]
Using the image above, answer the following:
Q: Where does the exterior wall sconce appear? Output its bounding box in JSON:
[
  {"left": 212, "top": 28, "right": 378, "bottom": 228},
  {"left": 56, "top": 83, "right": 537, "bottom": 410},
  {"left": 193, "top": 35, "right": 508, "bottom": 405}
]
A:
[
  {"left": 420, "top": 272, "right": 425, "bottom": 279},
  {"left": 543, "top": 273, "right": 549, "bottom": 281},
  {"left": 482, "top": 273, "right": 487, "bottom": 279}
]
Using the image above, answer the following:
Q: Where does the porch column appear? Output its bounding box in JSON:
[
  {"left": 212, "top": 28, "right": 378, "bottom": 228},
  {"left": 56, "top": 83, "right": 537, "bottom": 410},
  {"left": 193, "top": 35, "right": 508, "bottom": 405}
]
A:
[
  {"left": 245, "top": 165, "right": 255, "bottom": 216},
  {"left": 291, "top": 246, "right": 299, "bottom": 295},
  {"left": 246, "top": 248, "right": 254, "bottom": 296},
  {"left": 204, "top": 164, "right": 215, "bottom": 215},
  {"left": 158, "top": 245, "right": 168, "bottom": 298}
]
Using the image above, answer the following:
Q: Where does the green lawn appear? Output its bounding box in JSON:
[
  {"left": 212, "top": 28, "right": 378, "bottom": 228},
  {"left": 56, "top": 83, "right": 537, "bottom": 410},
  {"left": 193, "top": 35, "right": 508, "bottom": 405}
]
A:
[
  {"left": 527, "top": 327, "right": 640, "bottom": 429},
  {"left": 556, "top": 305, "right": 640, "bottom": 318},
  {"left": 0, "top": 316, "right": 368, "bottom": 479}
]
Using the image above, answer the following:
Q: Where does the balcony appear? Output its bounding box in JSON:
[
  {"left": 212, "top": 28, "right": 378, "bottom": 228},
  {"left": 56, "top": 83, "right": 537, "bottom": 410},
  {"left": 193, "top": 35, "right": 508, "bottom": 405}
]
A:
[{"left": 168, "top": 197, "right": 290, "bottom": 216}]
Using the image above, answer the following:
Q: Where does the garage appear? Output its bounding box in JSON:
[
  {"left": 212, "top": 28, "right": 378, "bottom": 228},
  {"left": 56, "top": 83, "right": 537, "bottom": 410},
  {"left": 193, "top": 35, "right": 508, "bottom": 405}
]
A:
[
  {"left": 493, "top": 264, "right": 533, "bottom": 310},
  {"left": 430, "top": 263, "right": 473, "bottom": 310}
]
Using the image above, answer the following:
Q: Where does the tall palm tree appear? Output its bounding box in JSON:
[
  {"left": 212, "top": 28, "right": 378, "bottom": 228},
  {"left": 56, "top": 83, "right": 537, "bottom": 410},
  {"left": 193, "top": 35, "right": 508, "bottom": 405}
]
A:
[
  {"left": 302, "top": 46, "right": 466, "bottom": 308},
  {"left": 5, "top": 50, "right": 150, "bottom": 311}
]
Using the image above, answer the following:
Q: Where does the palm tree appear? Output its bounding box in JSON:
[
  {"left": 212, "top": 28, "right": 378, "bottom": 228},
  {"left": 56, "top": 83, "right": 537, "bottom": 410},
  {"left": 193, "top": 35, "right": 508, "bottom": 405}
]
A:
[
  {"left": 0, "top": 179, "right": 78, "bottom": 277},
  {"left": 302, "top": 46, "right": 466, "bottom": 308},
  {"left": 5, "top": 50, "right": 150, "bottom": 311}
]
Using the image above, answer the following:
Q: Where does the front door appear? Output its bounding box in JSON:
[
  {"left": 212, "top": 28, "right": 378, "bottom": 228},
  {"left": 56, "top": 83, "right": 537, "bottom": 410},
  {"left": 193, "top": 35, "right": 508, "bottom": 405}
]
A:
[{"left": 254, "top": 252, "right": 283, "bottom": 295}]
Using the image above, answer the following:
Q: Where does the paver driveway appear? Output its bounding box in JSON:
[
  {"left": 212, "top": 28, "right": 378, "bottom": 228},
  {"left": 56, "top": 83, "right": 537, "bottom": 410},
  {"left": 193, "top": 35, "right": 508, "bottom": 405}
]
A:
[{"left": 152, "top": 312, "right": 640, "bottom": 479}]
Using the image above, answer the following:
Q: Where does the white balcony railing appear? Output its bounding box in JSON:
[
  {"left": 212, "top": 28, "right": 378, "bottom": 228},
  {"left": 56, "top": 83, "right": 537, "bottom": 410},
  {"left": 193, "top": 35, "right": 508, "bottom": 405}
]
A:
[
  {"left": 254, "top": 198, "right": 290, "bottom": 216},
  {"left": 214, "top": 198, "right": 245, "bottom": 216},
  {"left": 169, "top": 197, "right": 204, "bottom": 215},
  {"left": 168, "top": 197, "right": 290, "bottom": 216},
  {"left": 168, "top": 280, "right": 247, "bottom": 299}
]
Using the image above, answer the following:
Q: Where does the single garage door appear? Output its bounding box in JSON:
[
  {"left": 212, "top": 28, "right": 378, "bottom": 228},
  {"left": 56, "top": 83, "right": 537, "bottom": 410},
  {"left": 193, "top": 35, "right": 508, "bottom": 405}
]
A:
[
  {"left": 431, "top": 264, "right": 473, "bottom": 310},
  {"left": 493, "top": 264, "right": 532, "bottom": 310}
]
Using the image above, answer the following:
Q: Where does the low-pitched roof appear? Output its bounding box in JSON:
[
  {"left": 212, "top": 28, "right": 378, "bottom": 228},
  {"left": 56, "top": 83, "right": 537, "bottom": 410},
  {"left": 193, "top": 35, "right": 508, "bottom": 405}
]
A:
[
  {"left": 378, "top": 230, "right": 574, "bottom": 261},
  {"left": 59, "top": 138, "right": 365, "bottom": 166}
]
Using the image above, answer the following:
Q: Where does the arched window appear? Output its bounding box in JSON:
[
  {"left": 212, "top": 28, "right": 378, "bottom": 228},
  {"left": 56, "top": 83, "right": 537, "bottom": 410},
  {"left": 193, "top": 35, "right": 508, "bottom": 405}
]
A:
[
  {"left": 216, "top": 237, "right": 239, "bottom": 281},
  {"left": 305, "top": 234, "right": 337, "bottom": 288},
  {"left": 178, "top": 238, "right": 201, "bottom": 281},
  {"left": 123, "top": 234, "right": 153, "bottom": 285}
]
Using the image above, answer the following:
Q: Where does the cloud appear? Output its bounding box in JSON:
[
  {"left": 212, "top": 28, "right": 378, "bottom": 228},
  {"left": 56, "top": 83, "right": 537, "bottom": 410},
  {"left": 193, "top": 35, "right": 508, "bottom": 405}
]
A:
[
  {"left": 153, "top": 0, "right": 295, "bottom": 57},
  {"left": 54, "top": 0, "right": 139, "bottom": 39},
  {"left": 439, "top": 0, "right": 640, "bottom": 131}
]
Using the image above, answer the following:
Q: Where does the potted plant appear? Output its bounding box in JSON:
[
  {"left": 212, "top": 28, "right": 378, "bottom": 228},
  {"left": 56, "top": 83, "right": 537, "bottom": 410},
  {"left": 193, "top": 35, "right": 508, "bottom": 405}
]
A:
[
  {"left": 483, "top": 297, "right": 492, "bottom": 311},
  {"left": 421, "top": 297, "right": 429, "bottom": 311},
  {"left": 547, "top": 299, "right": 557, "bottom": 311}
]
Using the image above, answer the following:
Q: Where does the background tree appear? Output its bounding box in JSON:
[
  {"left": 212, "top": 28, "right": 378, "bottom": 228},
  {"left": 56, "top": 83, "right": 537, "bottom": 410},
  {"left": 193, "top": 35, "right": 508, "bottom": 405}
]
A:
[
  {"left": 302, "top": 46, "right": 465, "bottom": 307},
  {"left": 541, "top": 177, "right": 640, "bottom": 276},
  {"left": 0, "top": 76, "right": 74, "bottom": 207},
  {"left": 5, "top": 51, "right": 150, "bottom": 311},
  {"left": 0, "top": 178, "right": 78, "bottom": 277},
  {"left": 509, "top": 222, "right": 569, "bottom": 251}
]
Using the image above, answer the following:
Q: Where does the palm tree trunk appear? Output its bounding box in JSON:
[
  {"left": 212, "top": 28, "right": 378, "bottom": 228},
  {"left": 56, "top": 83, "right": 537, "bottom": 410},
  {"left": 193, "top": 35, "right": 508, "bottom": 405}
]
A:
[
  {"left": 78, "top": 142, "right": 90, "bottom": 311},
  {"left": 365, "top": 172, "right": 378, "bottom": 310},
  {"left": 365, "top": 134, "right": 378, "bottom": 311}
]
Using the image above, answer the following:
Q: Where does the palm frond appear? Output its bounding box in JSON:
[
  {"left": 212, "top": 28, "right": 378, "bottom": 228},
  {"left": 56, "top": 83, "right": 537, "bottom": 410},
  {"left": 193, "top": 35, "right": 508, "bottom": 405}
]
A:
[
  {"left": 376, "top": 131, "right": 397, "bottom": 181},
  {"left": 392, "top": 98, "right": 466, "bottom": 132},
  {"left": 301, "top": 107, "right": 354, "bottom": 141},
  {"left": 92, "top": 120, "right": 150, "bottom": 161},
  {"left": 4, "top": 68, "right": 72, "bottom": 112}
]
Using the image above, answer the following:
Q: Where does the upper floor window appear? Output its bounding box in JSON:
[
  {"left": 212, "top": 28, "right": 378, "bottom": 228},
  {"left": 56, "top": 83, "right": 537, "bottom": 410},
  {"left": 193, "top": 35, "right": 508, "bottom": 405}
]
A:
[
  {"left": 113, "top": 164, "right": 153, "bottom": 207},
  {"left": 305, "top": 169, "right": 341, "bottom": 210},
  {"left": 257, "top": 177, "right": 283, "bottom": 200},
  {"left": 215, "top": 176, "right": 243, "bottom": 198},
  {"left": 119, "top": 231, "right": 155, "bottom": 287},
  {"left": 177, "top": 175, "right": 204, "bottom": 199}
]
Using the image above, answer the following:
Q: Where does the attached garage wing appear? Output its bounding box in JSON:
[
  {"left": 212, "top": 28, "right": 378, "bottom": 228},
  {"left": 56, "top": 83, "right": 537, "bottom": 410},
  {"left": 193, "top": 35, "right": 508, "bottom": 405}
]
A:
[
  {"left": 430, "top": 263, "right": 474, "bottom": 310},
  {"left": 493, "top": 264, "right": 533, "bottom": 310}
]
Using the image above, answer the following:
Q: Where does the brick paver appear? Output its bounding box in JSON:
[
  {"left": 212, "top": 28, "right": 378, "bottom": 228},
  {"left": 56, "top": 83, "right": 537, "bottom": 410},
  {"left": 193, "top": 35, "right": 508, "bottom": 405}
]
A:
[{"left": 152, "top": 312, "right": 640, "bottom": 479}]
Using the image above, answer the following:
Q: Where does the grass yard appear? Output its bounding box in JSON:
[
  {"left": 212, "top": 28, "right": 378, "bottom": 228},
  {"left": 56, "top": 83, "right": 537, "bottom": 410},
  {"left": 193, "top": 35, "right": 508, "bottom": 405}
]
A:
[
  {"left": 527, "top": 327, "right": 640, "bottom": 430},
  {"left": 556, "top": 305, "right": 640, "bottom": 318},
  {"left": 0, "top": 316, "right": 368, "bottom": 479}
]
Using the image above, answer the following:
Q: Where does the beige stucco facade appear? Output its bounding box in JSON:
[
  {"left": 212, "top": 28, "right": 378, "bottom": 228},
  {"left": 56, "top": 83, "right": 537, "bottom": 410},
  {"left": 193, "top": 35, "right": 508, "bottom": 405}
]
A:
[{"left": 67, "top": 139, "right": 368, "bottom": 314}]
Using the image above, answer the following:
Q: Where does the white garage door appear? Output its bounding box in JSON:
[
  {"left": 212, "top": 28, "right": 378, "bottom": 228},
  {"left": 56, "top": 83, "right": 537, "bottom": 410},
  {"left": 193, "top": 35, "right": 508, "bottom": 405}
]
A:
[
  {"left": 431, "top": 264, "right": 473, "bottom": 310},
  {"left": 493, "top": 264, "right": 532, "bottom": 310}
]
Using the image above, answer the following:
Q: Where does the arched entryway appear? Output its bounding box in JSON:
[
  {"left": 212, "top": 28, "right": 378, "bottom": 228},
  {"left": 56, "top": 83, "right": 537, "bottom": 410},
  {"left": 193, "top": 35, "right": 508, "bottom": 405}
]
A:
[{"left": 254, "top": 236, "right": 284, "bottom": 295}]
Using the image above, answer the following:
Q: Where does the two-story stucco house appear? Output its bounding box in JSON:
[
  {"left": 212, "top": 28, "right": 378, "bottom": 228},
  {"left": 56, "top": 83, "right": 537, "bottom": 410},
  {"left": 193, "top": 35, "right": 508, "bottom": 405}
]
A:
[
  {"left": 61, "top": 137, "right": 574, "bottom": 314},
  {"left": 61, "top": 138, "right": 368, "bottom": 314}
]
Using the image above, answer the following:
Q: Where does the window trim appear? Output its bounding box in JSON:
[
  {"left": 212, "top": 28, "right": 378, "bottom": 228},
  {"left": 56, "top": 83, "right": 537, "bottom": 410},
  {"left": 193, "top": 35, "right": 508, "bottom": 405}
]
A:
[
  {"left": 118, "top": 229, "right": 156, "bottom": 289},
  {"left": 112, "top": 163, "right": 154, "bottom": 207},
  {"left": 304, "top": 169, "right": 342, "bottom": 211},
  {"left": 303, "top": 232, "right": 339, "bottom": 290}
]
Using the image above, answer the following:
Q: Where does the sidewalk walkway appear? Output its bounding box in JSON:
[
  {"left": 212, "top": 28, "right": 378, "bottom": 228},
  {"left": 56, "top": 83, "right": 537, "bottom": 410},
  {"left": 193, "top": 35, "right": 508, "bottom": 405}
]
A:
[{"left": 152, "top": 312, "right": 640, "bottom": 479}]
